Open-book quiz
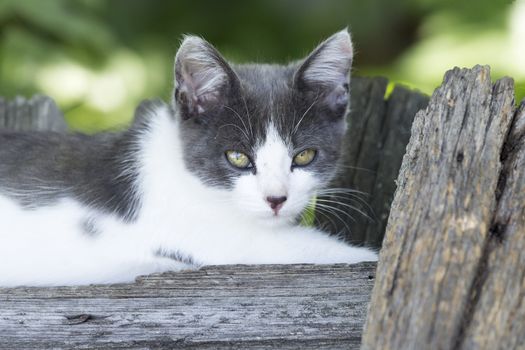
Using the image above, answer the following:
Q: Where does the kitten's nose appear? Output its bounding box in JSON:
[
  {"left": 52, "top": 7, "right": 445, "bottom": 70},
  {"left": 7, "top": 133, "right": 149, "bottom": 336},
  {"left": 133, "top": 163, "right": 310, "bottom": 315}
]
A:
[{"left": 266, "top": 196, "right": 287, "bottom": 215}]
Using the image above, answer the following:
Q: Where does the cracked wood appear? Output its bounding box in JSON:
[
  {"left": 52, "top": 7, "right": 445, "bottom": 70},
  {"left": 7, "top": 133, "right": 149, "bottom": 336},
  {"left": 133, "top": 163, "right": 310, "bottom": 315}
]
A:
[
  {"left": 0, "top": 263, "right": 376, "bottom": 350},
  {"left": 362, "top": 66, "right": 525, "bottom": 350}
]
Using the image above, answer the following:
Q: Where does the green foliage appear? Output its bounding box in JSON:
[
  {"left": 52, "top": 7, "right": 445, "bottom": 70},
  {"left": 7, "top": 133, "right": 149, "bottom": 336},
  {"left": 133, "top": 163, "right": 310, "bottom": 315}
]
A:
[
  {"left": 300, "top": 196, "right": 318, "bottom": 227},
  {"left": 0, "top": 0, "right": 522, "bottom": 131}
]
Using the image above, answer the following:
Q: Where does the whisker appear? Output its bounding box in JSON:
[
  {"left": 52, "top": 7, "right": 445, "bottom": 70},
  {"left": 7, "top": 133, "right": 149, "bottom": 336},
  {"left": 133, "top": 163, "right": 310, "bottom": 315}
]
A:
[
  {"left": 217, "top": 123, "right": 250, "bottom": 141},
  {"left": 316, "top": 190, "right": 377, "bottom": 220},
  {"left": 317, "top": 187, "right": 369, "bottom": 196},
  {"left": 316, "top": 191, "right": 372, "bottom": 209},
  {"left": 240, "top": 95, "right": 254, "bottom": 138},
  {"left": 312, "top": 207, "right": 340, "bottom": 231},
  {"left": 316, "top": 198, "right": 374, "bottom": 222},
  {"left": 314, "top": 205, "right": 353, "bottom": 235},
  {"left": 315, "top": 202, "right": 358, "bottom": 224},
  {"left": 223, "top": 105, "right": 251, "bottom": 140},
  {"left": 292, "top": 96, "right": 319, "bottom": 135},
  {"left": 336, "top": 164, "right": 376, "bottom": 173}
]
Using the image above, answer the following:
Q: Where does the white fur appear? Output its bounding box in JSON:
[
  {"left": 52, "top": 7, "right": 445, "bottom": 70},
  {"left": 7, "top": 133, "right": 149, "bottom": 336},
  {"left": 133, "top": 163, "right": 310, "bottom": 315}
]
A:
[
  {"left": 0, "top": 105, "right": 377, "bottom": 287},
  {"left": 233, "top": 123, "right": 318, "bottom": 225}
]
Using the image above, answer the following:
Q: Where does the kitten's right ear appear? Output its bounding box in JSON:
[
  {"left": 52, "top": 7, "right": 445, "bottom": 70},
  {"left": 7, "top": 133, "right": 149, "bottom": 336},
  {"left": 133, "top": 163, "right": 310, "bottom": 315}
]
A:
[
  {"left": 173, "top": 36, "right": 239, "bottom": 119},
  {"left": 294, "top": 29, "right": 353, "bottom": 115}
]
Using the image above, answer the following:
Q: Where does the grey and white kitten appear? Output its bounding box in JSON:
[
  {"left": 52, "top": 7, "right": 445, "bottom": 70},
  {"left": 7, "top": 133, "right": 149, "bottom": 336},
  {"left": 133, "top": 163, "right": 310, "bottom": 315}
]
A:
[{"left": 0, "top": 29, "right": 377, "bottom": 286}]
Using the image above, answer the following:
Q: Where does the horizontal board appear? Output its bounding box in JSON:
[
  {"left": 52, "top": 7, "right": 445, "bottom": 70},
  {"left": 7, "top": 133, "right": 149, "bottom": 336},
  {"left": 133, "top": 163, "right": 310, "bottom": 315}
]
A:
[{"left": 0, "top": 263, "right": 376, "bottom": 350}]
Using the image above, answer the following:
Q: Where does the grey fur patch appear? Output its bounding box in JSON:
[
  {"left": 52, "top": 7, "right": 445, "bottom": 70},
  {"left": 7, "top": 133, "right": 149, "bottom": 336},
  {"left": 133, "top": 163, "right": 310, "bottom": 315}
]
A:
[
  {"left": 80, "top": 217, "right": 100, "bottom": 237},
  {"left": 155, "top": 248, "right": 200, "bottom": 267},
  {"left": 0, "top": 101, "right": 166, "bottom": 221}
]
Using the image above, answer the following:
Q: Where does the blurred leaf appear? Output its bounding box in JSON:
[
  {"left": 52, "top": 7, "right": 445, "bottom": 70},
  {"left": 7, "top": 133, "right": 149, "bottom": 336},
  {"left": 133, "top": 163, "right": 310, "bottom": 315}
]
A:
[{"left": 0, "top": 0, "right": 114, "bottom": 53}]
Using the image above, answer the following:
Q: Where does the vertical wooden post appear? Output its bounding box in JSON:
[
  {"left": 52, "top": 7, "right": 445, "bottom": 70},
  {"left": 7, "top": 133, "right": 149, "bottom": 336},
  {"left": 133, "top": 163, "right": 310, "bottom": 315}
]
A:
[
  {"left": 0, "top": 95, "right": 67, "bottom": 132},
  {"left": 362, "top": 66, "right": 525, "bottom": 349},
  {"left": 319, "top": 77, "right": 428, "bottom": 247}
]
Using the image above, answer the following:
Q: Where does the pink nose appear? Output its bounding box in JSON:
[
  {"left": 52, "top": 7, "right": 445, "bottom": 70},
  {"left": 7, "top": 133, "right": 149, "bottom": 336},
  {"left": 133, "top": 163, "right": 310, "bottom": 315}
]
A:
[{"left": 266, "top": 196, "right": 287, "bottom": 215}]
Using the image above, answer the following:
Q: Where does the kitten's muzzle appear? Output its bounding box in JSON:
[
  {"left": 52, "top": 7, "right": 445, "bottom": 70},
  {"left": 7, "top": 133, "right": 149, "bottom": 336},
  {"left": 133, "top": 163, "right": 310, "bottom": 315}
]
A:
[{"left": 266, "top": 196, "right": 287, "bottom": 215}]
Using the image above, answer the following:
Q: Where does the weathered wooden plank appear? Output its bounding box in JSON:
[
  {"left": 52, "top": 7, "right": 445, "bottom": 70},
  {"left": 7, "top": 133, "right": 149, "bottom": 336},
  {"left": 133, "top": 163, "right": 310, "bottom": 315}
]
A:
[
  {"left": 317, "top": 78, "right": 428, "bottom": 247},
  {"left": 362, "top": 66, "right": 521, "bottom": 349},
  {"left": 0, "top": 95, "right": 67, "bottom": 132},
  {"left": 0, "top": 263, "right": 376, "bottom": 350}
]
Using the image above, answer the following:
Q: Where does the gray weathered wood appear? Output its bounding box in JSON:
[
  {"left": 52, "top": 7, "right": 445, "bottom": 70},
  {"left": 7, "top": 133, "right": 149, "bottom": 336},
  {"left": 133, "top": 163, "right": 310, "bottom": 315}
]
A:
[
  {"left": 362, "top": 65, "right": 525, "bottom": 349},
  {"left": 0, "top": 263, "right": 376, "bottom": 350},
  {"left": 0, "top": 95, "right": 67, "bottom": 132},
  {"left": 461, "top": 99, "right": 525, "bottom": 350},
  {"left": 317, "top": 78, "right": 429, "bottom": 248}
]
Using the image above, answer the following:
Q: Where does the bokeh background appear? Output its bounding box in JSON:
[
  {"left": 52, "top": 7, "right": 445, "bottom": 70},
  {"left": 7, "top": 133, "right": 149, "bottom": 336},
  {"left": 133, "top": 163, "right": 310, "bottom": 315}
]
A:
[{"left": 1, "top": 0, "right": 523, "bottom": 132}]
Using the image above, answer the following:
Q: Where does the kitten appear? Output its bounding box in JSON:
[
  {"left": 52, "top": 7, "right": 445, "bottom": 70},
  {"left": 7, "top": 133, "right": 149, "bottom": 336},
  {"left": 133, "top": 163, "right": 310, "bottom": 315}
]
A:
[{"left": 0, "top": 29, "right": 377, "bottom": 286}]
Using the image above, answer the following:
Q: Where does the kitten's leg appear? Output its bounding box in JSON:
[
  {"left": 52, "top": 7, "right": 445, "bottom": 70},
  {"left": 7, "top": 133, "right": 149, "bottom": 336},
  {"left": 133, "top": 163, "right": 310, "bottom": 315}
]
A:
[
  {"left": 138, "top": 257, "right": 196, "bottom": 277},
  {"left": 204, "top": 226, "right": 378, "bottom": 265},
  {"left": 93, "top": 257, "right": 195, "bottom": 285},
  {"left": 264, "top": 226, "right": 378, "bottom": 264}
]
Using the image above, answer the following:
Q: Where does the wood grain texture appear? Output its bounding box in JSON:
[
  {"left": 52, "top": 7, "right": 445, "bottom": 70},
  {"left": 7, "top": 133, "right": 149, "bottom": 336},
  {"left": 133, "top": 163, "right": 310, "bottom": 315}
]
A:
[
  {"left": 317, "top": 77, "right": 429, "bottom": 248},
  {"left": 461, "top": 100, "right": 525, "bottom": 350},
  {"left": 0, "top": 263, "right": 376, "bottom": 350},
  {"left": 0, "top": 95, "right": 67, "bottom": 132},
  {"left": 362, "top": 66, "right": 524, "bottom": 349}
]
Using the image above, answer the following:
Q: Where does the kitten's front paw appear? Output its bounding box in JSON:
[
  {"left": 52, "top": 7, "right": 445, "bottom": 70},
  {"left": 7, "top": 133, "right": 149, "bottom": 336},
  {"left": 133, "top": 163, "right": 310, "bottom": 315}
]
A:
[
  {"left": 310, "top": 245, "right": 378, "bottom": 265},
  {"left": 339, "top": 245, "right": 378, "bottom": 264},
  {"left": 289, "top": 226, "right": 378, "bottom": 264}
]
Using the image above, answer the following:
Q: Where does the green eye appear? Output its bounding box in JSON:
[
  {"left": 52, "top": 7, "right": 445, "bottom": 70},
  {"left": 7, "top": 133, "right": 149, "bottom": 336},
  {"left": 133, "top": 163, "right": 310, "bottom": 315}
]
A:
[
  {"left": 293, "top": 149, "right": 317, "bottom": 167},
  {"left": 225, "top": 150, "right": 252, "bottom": 169}
]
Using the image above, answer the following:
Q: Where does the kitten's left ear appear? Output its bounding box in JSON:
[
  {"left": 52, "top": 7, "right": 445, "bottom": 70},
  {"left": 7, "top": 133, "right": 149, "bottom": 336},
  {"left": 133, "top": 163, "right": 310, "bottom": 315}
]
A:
[
  {"left": 294, "top": 29, "right": 353, "bottom": 114},
  {"left": 173, "top": 35, "right": 239, "bottom": 119}
]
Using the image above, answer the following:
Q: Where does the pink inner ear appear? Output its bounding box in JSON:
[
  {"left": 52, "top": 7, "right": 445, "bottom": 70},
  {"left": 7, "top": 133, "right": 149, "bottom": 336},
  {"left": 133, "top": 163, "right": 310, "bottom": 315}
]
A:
[
  {"left": 178, "top": 62, "right": 226, "bottom": 116},
  {"left": 174, "top": 36, "right": 232, "bottom": 117},
  {"left": 176, "top": 84, "right": 220, "bottom": 117},
  {"left": 324, "top": 84, "right": 349, "bottom": 113}
]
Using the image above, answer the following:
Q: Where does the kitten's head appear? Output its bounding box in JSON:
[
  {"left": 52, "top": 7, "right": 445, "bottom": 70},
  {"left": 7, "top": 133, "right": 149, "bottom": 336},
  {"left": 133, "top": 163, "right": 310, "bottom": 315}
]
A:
[{"left": 173, "top": 30, "right": 353, "bottom": 225}]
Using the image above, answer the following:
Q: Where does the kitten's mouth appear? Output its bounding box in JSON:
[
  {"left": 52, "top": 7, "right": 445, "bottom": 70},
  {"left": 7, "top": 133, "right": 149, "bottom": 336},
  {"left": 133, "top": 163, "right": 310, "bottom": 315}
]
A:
[
  {"left": 271, "top": 211, "right": 286, "bottom": 219},
  {"left": 268, "top": 207, "right": 299, "bottom": 222}
]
